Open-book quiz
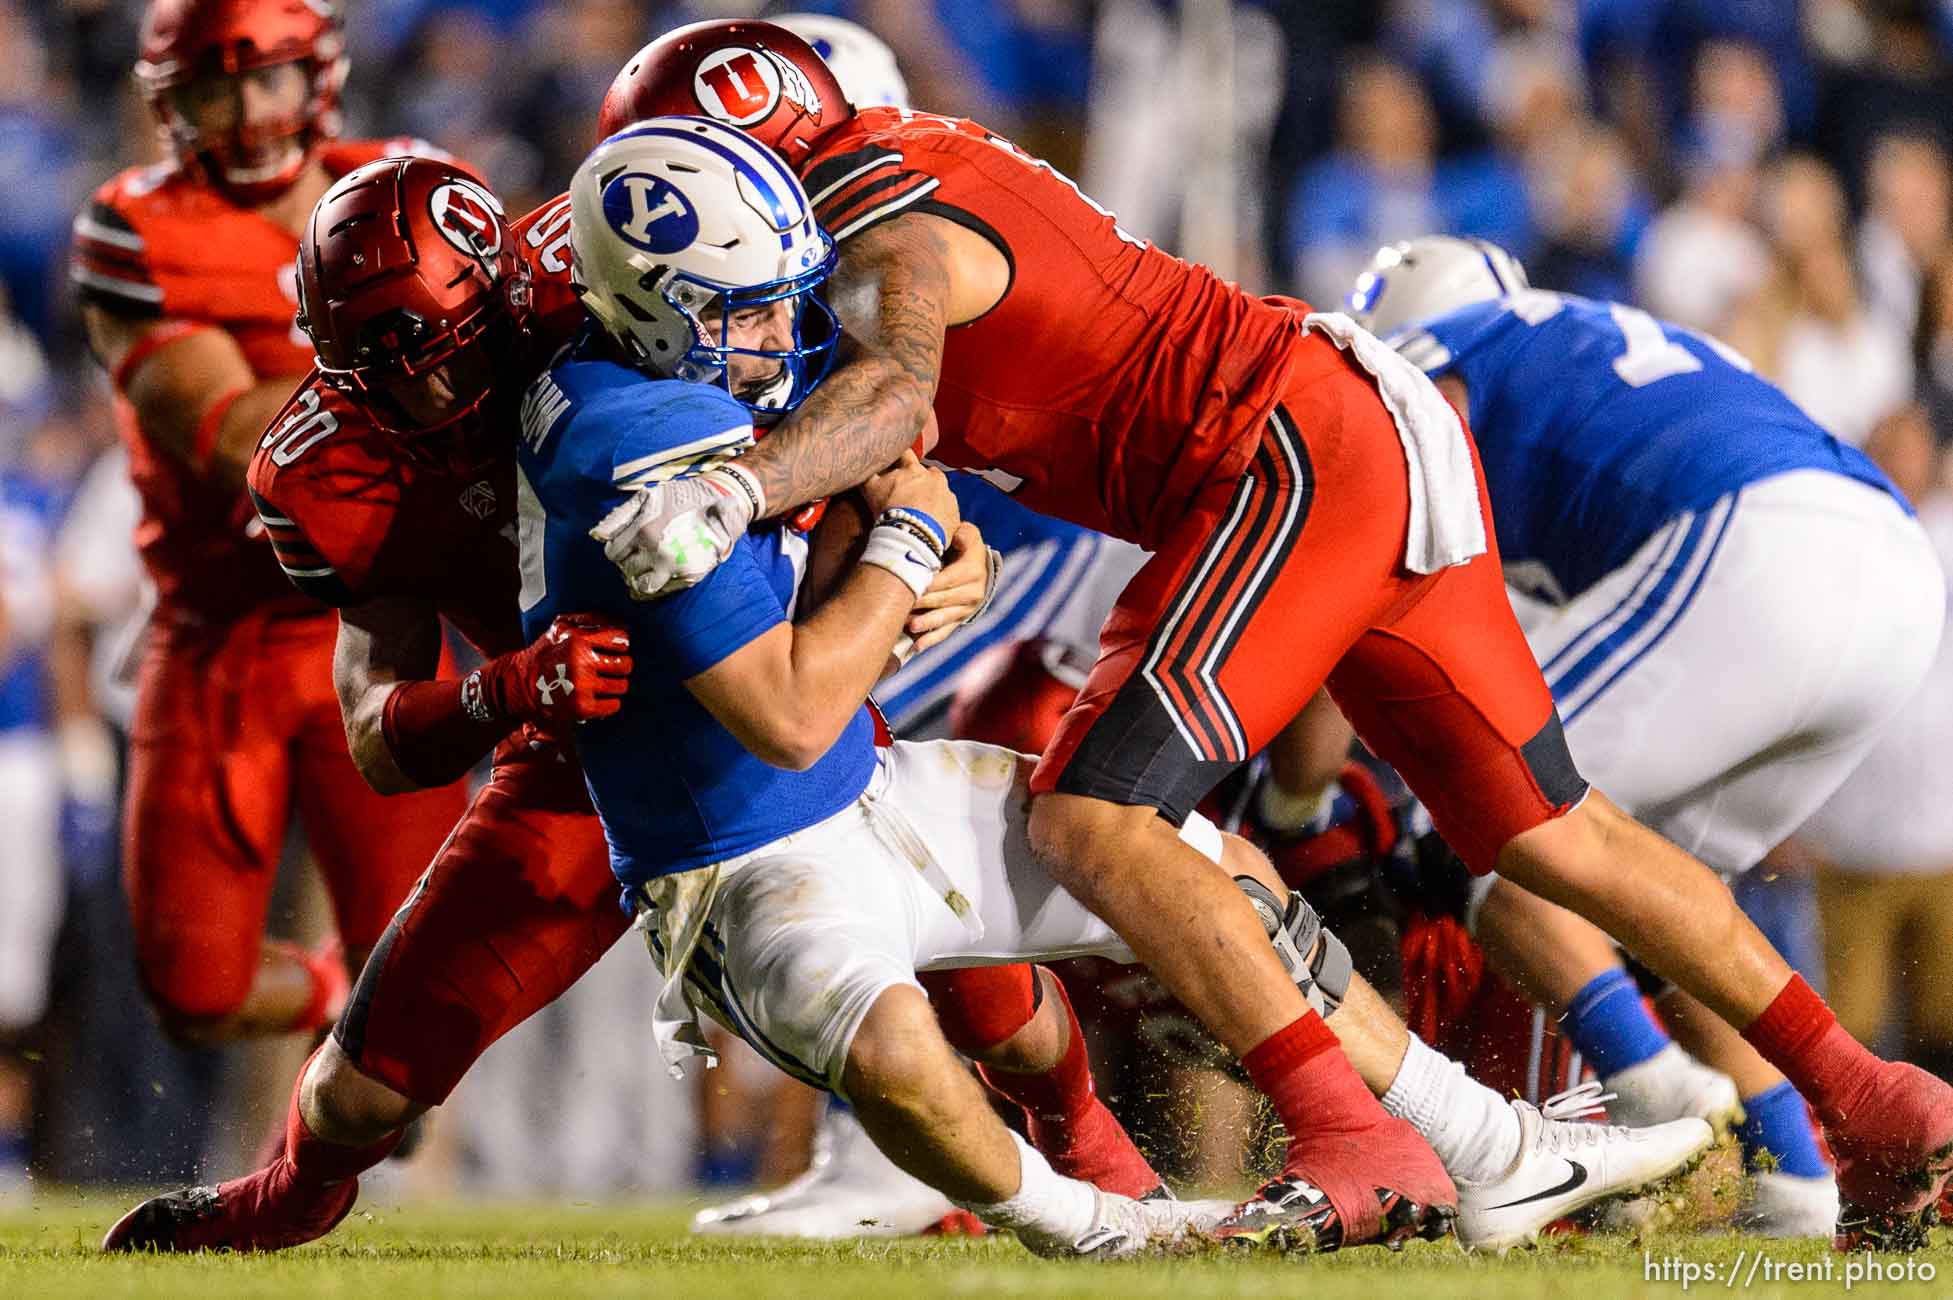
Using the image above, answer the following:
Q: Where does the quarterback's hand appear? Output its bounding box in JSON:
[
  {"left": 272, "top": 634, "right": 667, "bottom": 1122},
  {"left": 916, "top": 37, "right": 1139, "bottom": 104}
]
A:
[
  {"left": 590, "top": 465, "right": 763, "bottom": 599},
  {"left": 475, "top": 614, "right": 633, "bottom": 726},
  {"left": 861, "top": 451, "right": 960, "bottom": 537},
  {"left": 906, "top": 523, "right": 1000, "bottom": 654}
]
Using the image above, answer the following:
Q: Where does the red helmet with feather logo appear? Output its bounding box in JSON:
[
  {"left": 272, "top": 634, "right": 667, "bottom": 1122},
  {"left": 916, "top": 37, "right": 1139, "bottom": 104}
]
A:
[
  {"left": 295, "top": 155, "right": 531, "bottom": 465},
  {"left": 598, "top": 20, "right": 854, "bottom": 169}
]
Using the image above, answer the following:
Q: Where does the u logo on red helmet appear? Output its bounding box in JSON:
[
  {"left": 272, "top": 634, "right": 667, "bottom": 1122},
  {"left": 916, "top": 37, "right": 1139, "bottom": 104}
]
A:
[
  {"left": 693, "top": 48, "right": 781, "bottom": 126},
  {"left": 428, "top": 179, "right": 505, "bottom": 258},
  {"left": 602, "top": 170, "right": 699, "bottom": 254}
]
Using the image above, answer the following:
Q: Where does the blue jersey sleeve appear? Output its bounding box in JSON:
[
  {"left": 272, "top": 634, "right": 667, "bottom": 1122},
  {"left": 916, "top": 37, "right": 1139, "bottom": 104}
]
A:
[
  {"left": 1390, "top": 298, "right": 1513, "bottom": 379},
  {"left": 637, "top": 541, "right": 786, "bottom": 680},
  {"left": 555, "top": 376, "right": 782, "bottom": 679}
]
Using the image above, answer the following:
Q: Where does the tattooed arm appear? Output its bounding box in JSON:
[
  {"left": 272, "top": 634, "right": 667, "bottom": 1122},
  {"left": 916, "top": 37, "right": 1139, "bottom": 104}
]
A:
[{"left": 740, "top": 213, "right": 953, "bottom": 518}]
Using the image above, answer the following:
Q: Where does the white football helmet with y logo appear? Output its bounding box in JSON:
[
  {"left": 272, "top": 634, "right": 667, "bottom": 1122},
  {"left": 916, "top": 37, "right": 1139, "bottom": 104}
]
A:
[
  {"left": 772, "top": 13, "right": 911, "bottom": 109},
  {"left": 568, "top": 114, "right": 838, "bottom": 415},
  {"left": 1347, "top": 236, "right": 1529, "bottom": 339}
]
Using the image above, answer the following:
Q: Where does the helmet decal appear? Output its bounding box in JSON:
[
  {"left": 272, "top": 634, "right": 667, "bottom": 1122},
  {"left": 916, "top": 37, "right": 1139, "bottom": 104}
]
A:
[
  {"left": 693, "top": 48, "right": 783, "bottom": 126},
  {"left": 601, "top": 170, "right": 700, "bottom": 254},
  {"left": 428, "top": 178, "right": 506, "bottom": 259},
  {"left": 571, "top": 116, "right": 839, "bottom": 417}
]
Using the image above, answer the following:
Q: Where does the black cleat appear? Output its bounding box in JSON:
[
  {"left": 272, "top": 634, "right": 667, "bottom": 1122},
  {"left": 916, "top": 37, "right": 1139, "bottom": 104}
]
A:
[
  {"left": 101, "top": 1186, "right": 224, "bottom": 1253},
  {"left": 1214, "top": 1176, "right": 1455, "bottom": 1253}
]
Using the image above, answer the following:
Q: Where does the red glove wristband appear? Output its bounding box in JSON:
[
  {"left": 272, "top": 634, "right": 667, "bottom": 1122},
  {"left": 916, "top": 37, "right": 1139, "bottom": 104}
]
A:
[{"left": 379, "top": 676, "right": 515, "bottom": 788}]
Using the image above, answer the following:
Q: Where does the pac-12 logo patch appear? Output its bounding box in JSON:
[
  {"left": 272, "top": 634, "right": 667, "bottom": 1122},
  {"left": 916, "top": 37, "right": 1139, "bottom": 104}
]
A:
[
  {"left": 602, "top": 170, "right": 698, "bottom": 254},
  {"left": 428, "top": 178, "right": 505, "bottom": 258}
]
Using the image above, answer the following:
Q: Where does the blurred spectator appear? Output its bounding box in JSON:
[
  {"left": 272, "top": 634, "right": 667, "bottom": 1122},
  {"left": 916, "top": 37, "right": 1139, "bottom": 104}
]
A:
[
  {"left": 0, "top": 433, "right": 70, "bottom": 1195},
  {"left": 1803, "top": 403, "right": 1953, "bottom": 1083},
  {"left": 0, "top": 285, "right": 55, "bottom": 458},
  {"left": 1259, "top": 0, "right": 1381, "bottom": 287},
  {"left": 1382, "top": 0, "right": 1576, "bottom": 154},
  {"left": 1632, "top": 43, "right": 1781, "bottom": 331},
  {"left": 1858, "top": 130, "right": 1952, "bottom": 337},
  {"left": 1524, "top": 123, "right": 1650, "bottom": 303},
  {"left": 1814, "top": 0, "right": 1953, "bottom": 205},
  {"left": 0, "top": 1, "right": 86, "bottom": 339},
  {"left": 1283, "top": 56, "right": 1531, "bottom": 303},
  {"left": 1483, "top": 34, "right": 1650, "bottom": 303},
  {"left": 1632, "top": 152, "right": 1770, "bottom": 332},
  {"left": 1724, "top": 154, "right": 1913, "bottom": 445},
  {"left": 1918, "top": 251, "right": 1953, "bottom": 443},
  {"left": 495, "top": 0, "right": 659, "bottom": 200},
  {"left": 1082, "top": 0, "right": 1286, "bottom": 277}
]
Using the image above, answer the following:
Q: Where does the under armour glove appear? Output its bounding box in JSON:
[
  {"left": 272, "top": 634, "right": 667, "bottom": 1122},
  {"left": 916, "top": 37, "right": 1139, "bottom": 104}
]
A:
[
  {"left": 470, "top": 614, "right": 633, "bottom": 726},
  {"left": 591, "top": 464, "right": 765, "bottom": 600}
]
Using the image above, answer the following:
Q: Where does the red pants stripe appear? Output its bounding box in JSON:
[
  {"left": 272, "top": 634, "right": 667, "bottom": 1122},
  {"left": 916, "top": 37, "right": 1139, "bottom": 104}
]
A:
[{"left": 1034, "top": 339, "right": 1586, "bottom": 871}]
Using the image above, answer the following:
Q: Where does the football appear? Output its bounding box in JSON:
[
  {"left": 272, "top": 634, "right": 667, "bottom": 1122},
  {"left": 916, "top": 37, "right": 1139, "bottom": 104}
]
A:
[{"left": 798, "top": 487, "right": 874, "bottom": 614}]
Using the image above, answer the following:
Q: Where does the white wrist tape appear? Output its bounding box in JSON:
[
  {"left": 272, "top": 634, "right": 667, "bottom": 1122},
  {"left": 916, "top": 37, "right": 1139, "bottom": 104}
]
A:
[{"left": 861, "top": 523, "right": 944, "bottom": 599}]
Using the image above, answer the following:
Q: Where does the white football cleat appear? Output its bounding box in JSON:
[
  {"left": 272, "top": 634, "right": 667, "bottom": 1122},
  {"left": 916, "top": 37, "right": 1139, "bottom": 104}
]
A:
[
  {"left": 1016, "top": 1189, "right": 1184, "bottom": 1259},
  {"left": 691, "top": 1105, "right": 954, "bottom": 1238},
  {"left": 1732, "top": 1169, "right": 1841, "bottom": 1238},
  {"left": 1137, "top": 1186, "right": 1237, "bottom": 1244},
  {"left": 1455, "top": 1081, "right": 1714, "bottom": 1251},
  {"left": 1603, "top": 1044, "right": 1743, "bottom": 1130}
]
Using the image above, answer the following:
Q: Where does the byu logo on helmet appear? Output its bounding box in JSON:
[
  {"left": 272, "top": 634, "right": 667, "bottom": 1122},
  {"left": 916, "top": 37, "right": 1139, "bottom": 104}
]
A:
[
  {"left": 428, "top": 179, "right": 506, "bottom": 258},
  {"left": 602, "top": 171, "right": 699, "bottom": 254}
]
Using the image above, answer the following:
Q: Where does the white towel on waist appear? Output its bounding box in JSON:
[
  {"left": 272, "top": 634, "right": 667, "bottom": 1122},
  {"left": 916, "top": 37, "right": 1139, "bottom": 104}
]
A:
[
  {"left": 1301, "top": 311, "right": 1487, "bottom": 574},
  {"left": 638, "top": 863, "right": 726, "bottom": 1078}
]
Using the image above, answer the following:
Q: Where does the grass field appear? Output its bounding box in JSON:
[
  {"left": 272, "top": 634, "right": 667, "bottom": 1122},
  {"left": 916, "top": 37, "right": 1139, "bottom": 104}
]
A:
[{"left": 3, "top": 1194, "right": 1951, "bottom": 1300}]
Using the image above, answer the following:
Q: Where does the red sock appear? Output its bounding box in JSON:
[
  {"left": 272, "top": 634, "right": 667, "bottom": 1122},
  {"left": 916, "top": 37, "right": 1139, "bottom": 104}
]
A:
[
  {"left": 975, "top": 974, "right": 1095, "bottom": 1136},
  {"left": 970, "top": 970, "right": 1160, "bottom": 1199},
  {"left": 1741, "top": 974, "right": 1879, "bottom": 1127},
  {"left": 1243, "top": 1012, "right": 1370, "bottom": 1136},
  {"left": 281, "top": 1049, "right": 405, "bottom": 1187}
]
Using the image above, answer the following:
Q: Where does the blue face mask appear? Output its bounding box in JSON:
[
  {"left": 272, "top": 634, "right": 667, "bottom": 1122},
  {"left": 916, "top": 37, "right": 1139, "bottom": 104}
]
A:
[{"left": 666, "top": 242, "right": 841, "bottom": 419}]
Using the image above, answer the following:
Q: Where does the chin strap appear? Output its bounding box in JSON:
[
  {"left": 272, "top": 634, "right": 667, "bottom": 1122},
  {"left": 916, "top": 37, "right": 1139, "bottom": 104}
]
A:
[{"left": 1234, "top": 876, "right": 1355, "bottom": 1017}]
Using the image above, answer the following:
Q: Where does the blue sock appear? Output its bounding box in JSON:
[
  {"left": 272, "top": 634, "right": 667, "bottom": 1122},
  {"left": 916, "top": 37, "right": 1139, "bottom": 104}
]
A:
[
  {"left": 1736, "top": 1082, "right": 1830, "bottom": 1178},
  {"left": 1562, "top": 968, "right": 1673, "bottom": 1077}
]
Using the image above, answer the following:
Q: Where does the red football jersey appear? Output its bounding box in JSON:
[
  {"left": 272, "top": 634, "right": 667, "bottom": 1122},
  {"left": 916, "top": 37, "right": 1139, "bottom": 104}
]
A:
[
  {"left": 247, "top": 194, "right": 584, "bottom": 657},
  {"left": 71, "top": 138, "right": 443, "bottom": 629},
  {"left": 803, "top": 109, "right": 1306, "bottom": 549}
]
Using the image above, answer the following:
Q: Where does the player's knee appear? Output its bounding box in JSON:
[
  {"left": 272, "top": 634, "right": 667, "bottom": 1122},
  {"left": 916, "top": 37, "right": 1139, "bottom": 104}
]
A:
[
  {"left": 974, "top": 971, "right": 1069, "bottom": 1075},
  {"left": 842, "top": 987, "right": 954, "bottom": 1113},
  {"left": 303, "top": 1038, "right": 419, "bottom": 1144},
  {"left": 920, "top": 965, "right": 1039, "bottom": 1058},
  {"left": 1493, "top": 791, "right": 1616, "bottom": 895},
  {"left": 1027, "top": 793, "right": 1142, "bottom": 892}
]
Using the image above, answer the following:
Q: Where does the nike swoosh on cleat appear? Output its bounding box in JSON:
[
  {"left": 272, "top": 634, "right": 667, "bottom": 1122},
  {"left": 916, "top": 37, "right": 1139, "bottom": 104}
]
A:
[
  {"left": 1074, "top": 1226, "right": 1127, "bottom": 1254},
  {"left": 1484, "top": 1160, "right": 1589, "bottom": 1210}
]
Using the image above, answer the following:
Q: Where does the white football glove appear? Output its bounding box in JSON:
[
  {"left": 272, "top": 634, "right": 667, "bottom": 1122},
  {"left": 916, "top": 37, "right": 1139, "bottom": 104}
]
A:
[{"left": 590, "top": 465, "right": 763, "bottom": 599}]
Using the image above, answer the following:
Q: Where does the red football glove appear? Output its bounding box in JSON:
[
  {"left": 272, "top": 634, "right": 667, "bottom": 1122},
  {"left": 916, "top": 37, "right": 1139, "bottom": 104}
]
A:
[{"left": 476, "top": 614, "right": 632, "bottom": 726}]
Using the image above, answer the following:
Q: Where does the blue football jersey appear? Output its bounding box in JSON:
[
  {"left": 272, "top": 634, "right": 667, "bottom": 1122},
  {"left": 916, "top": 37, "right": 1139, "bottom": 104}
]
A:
[
  {"left": 0, "top": 471, "right": 59, "bottom": 734},
  {"left": 516, "top": 339, "right": 876, "bottom": 886},
  {"left": 1394, "top": 290, "right": 1902, "bottom": 601}
]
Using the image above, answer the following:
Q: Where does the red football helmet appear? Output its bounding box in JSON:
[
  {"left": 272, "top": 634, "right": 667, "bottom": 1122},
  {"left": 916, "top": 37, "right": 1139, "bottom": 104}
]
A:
[
  {"left": 296, "top": 156, "right": 531, "bottom": 466},
  {"left": 597, "top": 20, "right": 853, "bottom": 169},
  {"left": 134, "top": 0, "right": 348, "bottom": 202}
]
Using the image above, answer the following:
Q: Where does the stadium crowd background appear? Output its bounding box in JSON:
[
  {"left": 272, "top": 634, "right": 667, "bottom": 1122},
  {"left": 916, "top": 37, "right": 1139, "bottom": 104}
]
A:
[{"left": 3, "top": 0, "right": 1953, "bottom": 1204}]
